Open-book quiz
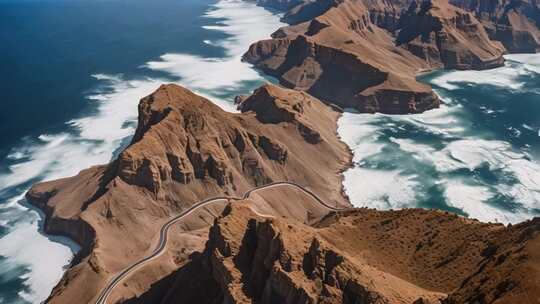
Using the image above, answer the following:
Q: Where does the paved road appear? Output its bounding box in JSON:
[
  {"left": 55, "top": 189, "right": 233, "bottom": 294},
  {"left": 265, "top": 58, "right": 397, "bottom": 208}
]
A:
[{"left": 95, "top": 181, "right": 346, "bottom": 304}]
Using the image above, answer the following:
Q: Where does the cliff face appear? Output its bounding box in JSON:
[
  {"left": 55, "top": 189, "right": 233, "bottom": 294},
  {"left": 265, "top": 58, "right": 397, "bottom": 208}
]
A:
[
  {"left": 244, "top": 0, "right": 538, "bottom": 114},
  {"left": 450, "top": 0, "right": 540, "bottom": 52},
  {"left": 26, "top": 83, "right": 350, "bottom": 304},
  {"left": 147, "top": 203, "right": 540, "bottom": 304},
  {"left": 244, "top": 0, "right": 442, "bottom": 114},
  {"left": 397, "top": 0, "right": 506, "bottom": 69}
]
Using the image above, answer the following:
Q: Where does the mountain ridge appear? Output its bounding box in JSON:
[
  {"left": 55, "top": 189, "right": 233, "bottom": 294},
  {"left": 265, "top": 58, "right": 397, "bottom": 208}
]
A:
[
  {"left": 245, "top": 0, "right": 538, "bottom": 113},
  {"left": 26, "top": 83, "right": 351, "bottom": 304}
]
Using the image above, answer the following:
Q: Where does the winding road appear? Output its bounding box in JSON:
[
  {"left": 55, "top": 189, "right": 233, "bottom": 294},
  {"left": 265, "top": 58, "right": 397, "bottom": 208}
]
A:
[{"left": 95, "top": 181, "right": 346, "bottom": 304}]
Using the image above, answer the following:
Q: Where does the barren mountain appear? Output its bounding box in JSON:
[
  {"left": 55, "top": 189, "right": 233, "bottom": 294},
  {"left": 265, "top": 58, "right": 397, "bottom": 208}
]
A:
[
  {"left": 26, "top": 83, "right": 350, "bottom": 304},
  {"left": 22, "top": 0, "right": 540, "bottom": 302},
  {"left": 26, "top": 73, "right": 540, "bottom": 304},
  {"left": 244, "top": 0, "right": 442, "bottom": 114},
  {"left": 245, "top": 0, "right": 538, "bottom": 113},
  {"left": 450, "top": 0, "right": 540, "bottom": 53},
  {"left": 128, "top": 201, "right": 540, "bottom": 304}
]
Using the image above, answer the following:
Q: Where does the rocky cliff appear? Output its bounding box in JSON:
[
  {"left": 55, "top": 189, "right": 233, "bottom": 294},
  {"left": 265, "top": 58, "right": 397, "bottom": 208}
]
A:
[
  {"left": 26, "top": 83, "right": 350, "bottom": 304},
  {"left": 244, "top": 0, "right": 443, "bottom": 114},
  {"left": 450, "top": 0, "right": 540, "bottom": 53},
  {"left": 27, "top": 74, "right": 540, "bottom": 304},
  {"left": 244, "top": 0, "right": 538, "bottom": 113},
  {"left": 397, "top": 0, "right": 506, "bottom": 69},
  {"left": 136, "top": 202, "right": 540, "bottom": 304}
]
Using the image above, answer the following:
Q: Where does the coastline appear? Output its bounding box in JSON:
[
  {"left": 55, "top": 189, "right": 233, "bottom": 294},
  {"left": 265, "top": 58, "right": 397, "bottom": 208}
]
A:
[
  {"left": 18, "top": 198, "right": 81, "bottom": 255},
  {"left": 7, "top": 0, "right": 540, "bottom": 302},
  {"left": 18, "top": 1, "right": 288, "bottom": 302},
  {"left": 0, "top": 196, "right": 81, "bottom": 303}
]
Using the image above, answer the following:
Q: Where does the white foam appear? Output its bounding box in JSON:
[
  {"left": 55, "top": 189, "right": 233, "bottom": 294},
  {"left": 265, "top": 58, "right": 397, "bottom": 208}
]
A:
[
  {"left": 343, "top": 167, "right": 419, "bottom": 209},
  {"left": 389, "top": 137, "right": 439, "bottom": 164},
  {"left": 429, "top": 55, "right": 537, "bottom": 90},
  {"left": 522, "top": 124, "right": 535, "bottom": 131},
  {"left": 338, "top": 112, "right": 420, "bottom": 209},
  {"left": 337, "top": 111, "right": 384, "bottom": 162},
  {"left": 443, "top": 180, "right": 525, "bottom": 223},
  {"left": 0, "top": 1, "right": 285, "bottom": 301},
  {"left": 0, "top": 219, "right": 80, "bottom": 303},
  {"left": 0, "top": 76, "right": 164, "bottom": 191},
  {"left": 337, "top": 80, "right": 540, "bottom": 224},
  {"left": 6, "top": 151, "right": 25, "bottom": 161},
  {"left": 394, "top": 137, "right": 540, "bottom": 219},
  {"left": 145, "top": 0, "right": 285, "bottom": 112},
  {"left": 505, "top": 53, "right": 540, "bottom": 74}
]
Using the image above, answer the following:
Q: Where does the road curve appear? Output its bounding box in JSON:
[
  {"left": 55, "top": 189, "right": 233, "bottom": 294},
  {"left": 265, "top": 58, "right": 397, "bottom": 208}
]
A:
[{"left": 95, "top": 181, "right": 347, "bottom": 304}]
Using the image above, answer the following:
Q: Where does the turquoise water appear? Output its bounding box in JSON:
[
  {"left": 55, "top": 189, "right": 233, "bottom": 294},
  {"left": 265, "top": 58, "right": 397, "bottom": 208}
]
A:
[
  {"left": 1, "top": 0, "right": 539, "bottom": 302},
  {"left": 339, "top": 54, "right": 540, "bottom": 224},
  {"left": 0, "top": 0, "right": 283, "bottom": 302}
]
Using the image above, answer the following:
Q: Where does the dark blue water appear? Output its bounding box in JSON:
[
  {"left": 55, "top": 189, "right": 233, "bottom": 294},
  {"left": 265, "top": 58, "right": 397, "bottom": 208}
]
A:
[
  {"left": 340, "top": 54, "right": 540, "bottom": 224},
  {"left": 0, "top": 0, "right": 225, "bottom": 159},
  {"left": 0, "top": 0, "right": 221, "bottom": 302},
  {"left": 424, "top": 56, "right": 540, "bottom": 158},
  {"left": 0, "top": 0, "right": 283, "bottom": 302}
]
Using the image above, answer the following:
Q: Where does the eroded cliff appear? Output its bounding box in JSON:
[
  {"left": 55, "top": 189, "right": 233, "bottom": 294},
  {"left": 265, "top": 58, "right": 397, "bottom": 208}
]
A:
[
  {"left": 26, "top": 83, "right": 350, "bottom": 304},
  {"left": 244, "top": 0, "right": 538, "bottom": 114},
  {"left": 145, "top": 202, "right": 540, "bottom": 304}
]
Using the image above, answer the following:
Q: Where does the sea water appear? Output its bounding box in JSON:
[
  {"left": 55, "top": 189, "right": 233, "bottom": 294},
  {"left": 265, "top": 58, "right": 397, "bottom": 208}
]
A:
[
  {"left": 339, "top": 54, "right": 540, "bottom": 224},
  {"left": 0, "top": 0, "right": 283, "bottom": 302}
]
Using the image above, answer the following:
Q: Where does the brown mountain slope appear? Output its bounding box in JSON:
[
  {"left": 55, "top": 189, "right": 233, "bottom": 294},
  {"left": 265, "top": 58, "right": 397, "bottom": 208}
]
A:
[
  {"left": 244, "top": 0, "right": 443, "bottom": 114},
  {"left": 145, "top": 202, "right": 540, "bottom": 304},
  {"left": 244, "top": 0, "right": 538, "bottom": 114},
  {"left": 450, "top": 0, "right": 540, "bottom": 53},
  {"left": 397, "top": 0, "right": 506, "bottom": 69},
  {"left": 26, "top": 83, "right": 351, "bottom": 304}
]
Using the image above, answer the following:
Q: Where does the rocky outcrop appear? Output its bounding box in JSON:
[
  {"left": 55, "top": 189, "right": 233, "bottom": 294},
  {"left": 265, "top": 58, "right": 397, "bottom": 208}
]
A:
[
  {"left": 397, "top": 0, "right": 506, "bottom": 69},
  {"left": 239, "top": 85, "right": 324, "bottom": 142},
  {"left": 243, "top": 0, "right": 444, "bottom": 114},
  {"left": 245, "top": 0, "right": 539, "bottom": 113},
  {"left": 450, "top": 0, "right": 540, "bottom": 53},
  {"left": 101, "top": 83, "right": 349, "bottom": 197},
  {"left": 151, "top": 203, "right": 540, "bottom": 304},
  {"left": 26, "top": 83, "right": 351, "bottom": 304}
]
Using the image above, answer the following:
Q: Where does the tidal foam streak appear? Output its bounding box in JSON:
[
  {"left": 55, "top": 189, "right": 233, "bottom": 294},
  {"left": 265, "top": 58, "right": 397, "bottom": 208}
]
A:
[
  {"left": 145, "top": 0, "right": 285, "bottom": 111},
  {"left": 338, "top": 54, "right": 540, "bottom": 224},
  {"left": 0, "top": 75, "right": 164, "bottom": 303},
  {"left": 0, "top": 1, "right": 284, "bottom": 302}
]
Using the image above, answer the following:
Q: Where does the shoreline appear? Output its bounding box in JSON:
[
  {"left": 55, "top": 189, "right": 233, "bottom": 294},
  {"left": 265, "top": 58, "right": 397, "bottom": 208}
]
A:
[
  {"left": 18, "top": 198, "right": 81, "bottom": 256},
  {"left": 17, "top": 1, "right": 288, "bottom": 302},
  {"left": 8, "top": 0, "right": 540, "bottom": 303}
]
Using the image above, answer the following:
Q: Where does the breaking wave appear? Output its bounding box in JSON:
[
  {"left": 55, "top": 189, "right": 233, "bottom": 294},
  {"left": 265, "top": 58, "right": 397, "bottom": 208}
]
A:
[
  {"left": 339, "top": 54, "right": 540, "bottom": 224},
  {"left": 0, "top": 1, "right": 283, "bottom": 302}
]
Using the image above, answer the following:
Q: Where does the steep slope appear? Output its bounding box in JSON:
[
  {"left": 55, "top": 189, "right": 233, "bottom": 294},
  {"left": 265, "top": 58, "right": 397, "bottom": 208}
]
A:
[
  {"left": 26, "top": 83, "right": 351, "bottom": 304},
  {"left": 450, "top": 0, "right": 540, "bottom": 52},
  {"left": 244, "top": 0, "right": 442, "bottom": 114},
  {"left": 148, "top": 202, "right": 540, "bottom": 304},
  {"left": 444, "top": 218, "right": 540, "bottom": 303},
  {"left": 244, "top": 0, "right": 539, "bottom": 114},
  {"left": 397, "top": 0, "right": 506, "bottom": 69}
]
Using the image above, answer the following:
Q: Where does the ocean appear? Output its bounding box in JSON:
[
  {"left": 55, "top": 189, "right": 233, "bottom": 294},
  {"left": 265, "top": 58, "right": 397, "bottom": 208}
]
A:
[
  {"left": 0, "top": 0, "right": 538, "bottom": 303},
  {"left": 339, "top": 54, "right": 540, "bottom": 224},
  {"left": 0, "top": 0, "right": 283, "bottom": 302}
]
